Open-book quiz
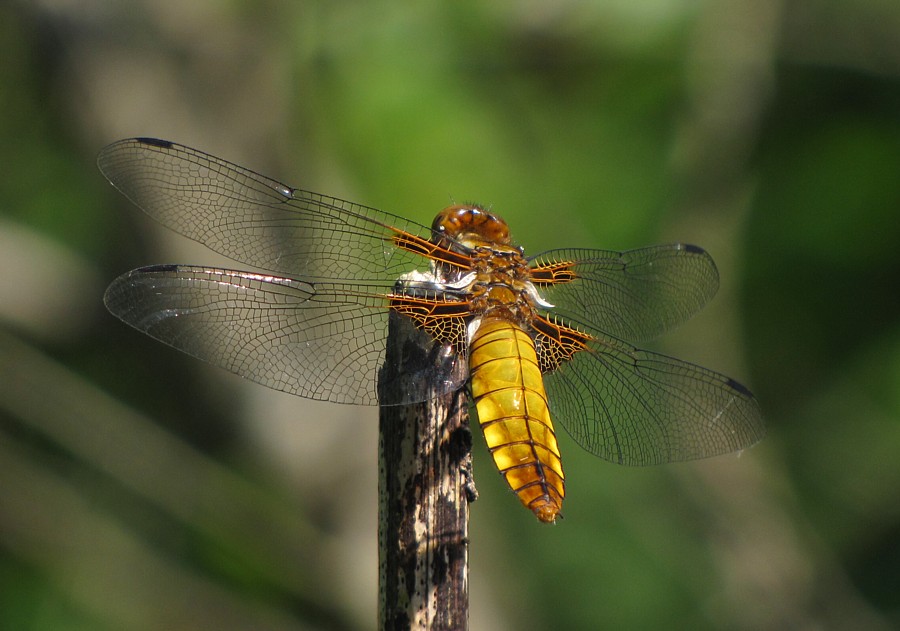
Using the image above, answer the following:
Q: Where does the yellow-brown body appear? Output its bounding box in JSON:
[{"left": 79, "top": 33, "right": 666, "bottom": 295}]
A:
[
  {"left": 429, "top": 204, "right": 567, "bottom": 523},
  {"left": 469, "top": 317, "right": 565, "bottom": 523}
]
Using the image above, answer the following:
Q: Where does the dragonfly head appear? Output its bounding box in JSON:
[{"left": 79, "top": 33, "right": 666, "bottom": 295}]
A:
[{"left": 432, "top": 204, "right": 511, "bottom": 248}]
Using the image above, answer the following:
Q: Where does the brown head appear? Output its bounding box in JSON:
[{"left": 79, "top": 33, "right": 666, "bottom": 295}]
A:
[{"left": 431, "top": 204, "right": 510, "bottom": 248}]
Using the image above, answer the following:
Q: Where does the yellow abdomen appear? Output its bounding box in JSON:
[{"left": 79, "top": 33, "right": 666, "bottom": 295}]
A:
[{"left": 469, "top": 317, "right": 565, "bottom": 523}]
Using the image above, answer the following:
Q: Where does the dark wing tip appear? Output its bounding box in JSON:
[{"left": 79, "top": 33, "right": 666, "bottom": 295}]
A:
[
  {"left": 725, "top": 376, "right": 755, "bottom": 399},
  {"left": 133, "top": 137, "right": 174, "bottom": 148},
  {"left": 681, "top": 243, "right": 707, "bottom": 255},
  {"left": 725, "top": 377, "right": 767, "bottom": 444},
  {"left": 104, "top": 264, "right": 182, "bottom": 301},
  {"left": 139, "top": 263, "right": 181, "bottom": 272},
  {"left": 98, "top": 138, "right": 174, "bottom": 175}
]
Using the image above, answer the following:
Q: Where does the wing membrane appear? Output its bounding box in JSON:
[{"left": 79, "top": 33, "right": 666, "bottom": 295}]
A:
[
  {"left": 103, "top": 265, "right": 467, "bottom": 405},
  {"left": 98, "top": 138, "right": 438, "bottom": 280},
  {"left": 530, "top": 245, "right": 719, "bottom": 342},
  {"left": 543, "top": 325, "right": 764, "bottom": 465}
]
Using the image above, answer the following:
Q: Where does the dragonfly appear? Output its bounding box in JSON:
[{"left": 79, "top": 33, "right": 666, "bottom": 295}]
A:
[{"left": 100, "top": 138, "right": 764, "bottom": 524}]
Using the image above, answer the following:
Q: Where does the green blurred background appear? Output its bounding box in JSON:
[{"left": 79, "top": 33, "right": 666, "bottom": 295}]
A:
[{"left": 2, "top": 1, "right": 899, "bottom": 629}]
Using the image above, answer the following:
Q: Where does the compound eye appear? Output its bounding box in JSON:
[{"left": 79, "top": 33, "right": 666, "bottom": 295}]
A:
[{"left": 432, "top": 205, "right": 469, "bottom": 236}]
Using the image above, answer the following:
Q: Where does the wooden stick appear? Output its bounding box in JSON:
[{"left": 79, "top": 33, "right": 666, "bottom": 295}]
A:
[{"left": 378, "top": 312, "right": 475, "bottom": 630}]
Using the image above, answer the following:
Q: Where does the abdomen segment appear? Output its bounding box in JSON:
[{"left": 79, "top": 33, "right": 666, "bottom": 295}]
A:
[{"left": 469, "top": 317, "right": 565, "bottom": 523}]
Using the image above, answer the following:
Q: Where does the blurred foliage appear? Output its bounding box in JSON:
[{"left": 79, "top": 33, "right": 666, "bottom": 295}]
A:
[{"left": 1, "top": 0, "right": 900, "bottom": 630}]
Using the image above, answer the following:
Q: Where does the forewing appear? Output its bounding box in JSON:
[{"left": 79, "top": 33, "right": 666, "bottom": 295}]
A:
[
  {"left": 541, "top": 323, "right": 764, "bottom": 465},
  {"left": 103, "top": 265, "right": 467, "bottom": 405},
  {"left": 529, "top": 245, "right": 720, "bottom": 342},
  {"left": 98, "top": 138, "right": 438, "bottom": 280}
]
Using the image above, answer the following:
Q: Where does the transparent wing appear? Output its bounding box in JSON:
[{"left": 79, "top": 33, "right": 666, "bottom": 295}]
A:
[
  {"left": 529, "top": 245, "right": 720, "bottom": 343},
  {"left": 103, "top": 265, "right": 467, "bottom": 406},
  {"left": 98, "top": 138, "right": 438, "bottom": 280},
  {"left": 542, "top": 326, "right": 764, "bottom": 465}
]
